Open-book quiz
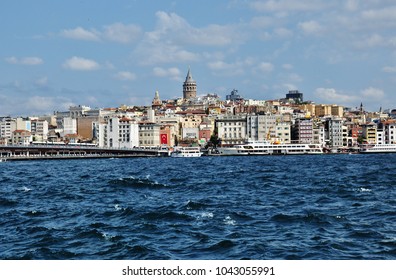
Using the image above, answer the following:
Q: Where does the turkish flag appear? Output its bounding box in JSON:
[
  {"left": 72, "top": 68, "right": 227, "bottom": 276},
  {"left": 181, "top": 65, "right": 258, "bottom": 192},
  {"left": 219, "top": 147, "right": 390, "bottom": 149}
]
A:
[{"left": 160, "top": 133, "right": 168, "bottom": 144}]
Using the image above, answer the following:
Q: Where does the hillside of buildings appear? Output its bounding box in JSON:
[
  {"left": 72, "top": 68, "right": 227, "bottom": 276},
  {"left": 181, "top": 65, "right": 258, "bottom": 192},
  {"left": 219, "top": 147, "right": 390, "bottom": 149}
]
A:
[{"left": 1, "top": 69, "right": 396, "bottom": 150}]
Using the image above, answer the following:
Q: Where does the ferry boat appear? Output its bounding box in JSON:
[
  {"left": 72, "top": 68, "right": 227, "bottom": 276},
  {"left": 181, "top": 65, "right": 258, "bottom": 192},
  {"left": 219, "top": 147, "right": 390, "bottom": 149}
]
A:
[
  {"left": 217, "top": 141, "right": 323, "bottom": 156},
  {"left": 170, "top": 146, "right": 202, "bottom": 157},
  {"left": 359, "top": 143, "right": 396, "bottom": 153}
]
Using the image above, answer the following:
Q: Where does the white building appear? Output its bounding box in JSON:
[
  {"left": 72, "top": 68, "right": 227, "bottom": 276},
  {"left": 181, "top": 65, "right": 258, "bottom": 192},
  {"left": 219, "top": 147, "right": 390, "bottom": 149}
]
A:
[
  {"left": 61, "top": 117, "right": 77, "bottom": 137},
  {"left": 383, "top": 122, "right": 396, "bottom": 144},
  {"left": 102, "top": 117, "right": 139, "bottom": 148},
  {"left": 216, "top": 115, "right": 246, "bottom": 146},
  {"left": 16, "top": 118, "right": 31, "bottom": 131},
  {"left": 247, "top": 114, "right": 285, "bottom": 142},
  {"left": 0, "top": 117, "right": 16, "bottom": 140},
  {"left": 31, "top": 119, "right": 49, "bottom": 141},
  {"left": 326, "top": 117, "right": 343, "bottom": 148}
]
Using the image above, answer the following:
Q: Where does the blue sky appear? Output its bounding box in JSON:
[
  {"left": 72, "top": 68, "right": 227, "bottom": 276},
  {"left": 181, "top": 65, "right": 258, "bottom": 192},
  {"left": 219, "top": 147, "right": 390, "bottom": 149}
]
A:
[{"left": 1, "top": 0, "right": 396, "bottom": 116}]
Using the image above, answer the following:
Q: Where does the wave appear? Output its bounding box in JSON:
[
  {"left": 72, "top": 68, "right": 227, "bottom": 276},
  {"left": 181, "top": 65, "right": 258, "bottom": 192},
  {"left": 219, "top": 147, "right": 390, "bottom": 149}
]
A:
[
  {"left": 208, "top": 240, "right": 235, "bottom": 251},
  {"left": 0, "top": 198, "right": 18, "bottom": 207},
  {"left": 270, "top": 212, "right": 333, "bottom": 225},
  {"left": 139, "top": 211, "right": 194, "bottom": 222},
  {"left": 184, "top": 200, "right": 208, "bottom": 210},
  {"left": 108, "top": 176, "right": 167, "bottom": 188}
]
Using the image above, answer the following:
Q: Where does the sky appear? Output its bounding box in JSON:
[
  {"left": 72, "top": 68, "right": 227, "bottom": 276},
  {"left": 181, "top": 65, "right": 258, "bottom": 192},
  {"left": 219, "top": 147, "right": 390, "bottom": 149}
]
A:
[{"left": 1, "top": 0, "right": 396, "bottom": 116}]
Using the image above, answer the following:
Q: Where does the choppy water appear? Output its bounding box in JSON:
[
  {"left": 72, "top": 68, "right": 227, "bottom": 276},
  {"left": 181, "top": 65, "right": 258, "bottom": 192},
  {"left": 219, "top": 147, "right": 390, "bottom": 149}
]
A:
[{"left": 1, "top": 154, "right": 395, "bottom": 259}]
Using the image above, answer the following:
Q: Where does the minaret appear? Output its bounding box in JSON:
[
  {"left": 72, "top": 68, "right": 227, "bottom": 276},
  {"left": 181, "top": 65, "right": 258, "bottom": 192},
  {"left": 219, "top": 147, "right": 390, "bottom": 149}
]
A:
[{"left": 183, "top": 67, "right": 197, "bottom": 99}]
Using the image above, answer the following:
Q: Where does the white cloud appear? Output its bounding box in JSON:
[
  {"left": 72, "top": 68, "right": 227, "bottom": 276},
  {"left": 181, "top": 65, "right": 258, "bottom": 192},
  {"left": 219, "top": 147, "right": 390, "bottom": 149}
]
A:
[
  {"left": 153, "top": 67, "right": 181, "bottom": 80},
  {"left": 114, "top": 71, "right": 137, "bottom": 81},
  {"left": 255, "top": 62, "right": 274, "bottom": 73},
  {"left": 382, "top": 66, "right": 396, "bottom": 73},
  {"left": 314, "top": 88, "right": 358, "bottom": 104},
  {"left": 35, "top": 77, "right": 48, "bottom": 86},
  {"left": 282, "top": 64, "right": 293, "bottom": 70},
  {"left": 361, "top": 6, "right": 396, "bottom": 22},
  {"left": 250, "top": 16, "right": 273, "bottom": 29},
  {"left": 61, "top": 27, "right": 100, "bottom": 41},
  {"left": 361, "top": 87, "right": 384, "bottom": 98},
  {"left": 61, "top": 23, "right": 141, "bottom": 43},
  {"left": 298, "top": 20, "right": 323, "bottom": 35},
  {"left": 207, "top": 60, "right": 248, "bottom": 76},
  {"left": 103, "top": 23, "right": 141, "bottom": 43},
  {"left": 345, "top": 0, "right": 359, "bottom": 11},
  {"left": 274, "top": 27, "right": 293, "bottom": 38},
  {"left": 153, "top": 11, "right": 243, "bottom": 47},
  {"left": 134, "top": 11, "right": 245, "bottom": 65},
  {"left": 5, "top": 56, "right": 43, "bottom": 65},
  {"left": 62, "top": 56, "right": 100, "bottom": 71},
  {"left": 250, "top": 0, "right": 327, "bottom": 12},
  {"left": 135, "top": 40, "right": 199, "bottom": 65}
]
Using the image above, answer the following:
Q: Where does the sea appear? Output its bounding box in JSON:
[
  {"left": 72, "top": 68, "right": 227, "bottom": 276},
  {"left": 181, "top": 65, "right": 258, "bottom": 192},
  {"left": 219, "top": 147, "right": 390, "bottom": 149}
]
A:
[{"left": 0, "top": 154, "right": 395, "bottom": 260}]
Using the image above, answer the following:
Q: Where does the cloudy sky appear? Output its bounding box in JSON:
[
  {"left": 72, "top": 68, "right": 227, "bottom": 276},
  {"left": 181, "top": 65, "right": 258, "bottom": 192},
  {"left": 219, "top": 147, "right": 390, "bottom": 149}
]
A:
[{"left": 1, "top": 0, "right": 396, "bottom": 116}]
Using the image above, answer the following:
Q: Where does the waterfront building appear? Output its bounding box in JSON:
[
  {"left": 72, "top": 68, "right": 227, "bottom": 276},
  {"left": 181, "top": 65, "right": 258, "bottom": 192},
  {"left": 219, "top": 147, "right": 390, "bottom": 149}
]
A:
[
  {"left": 183, "top": 67, "right": 197, "bottom": 100},
  {"left": 381, "top": 120, "right": 396, "bottom": 144},
  {"left": 11, "top": 130, "right": 32, "bottom": 145},
  {"left": 77, "top": 116, "right": 98, "bottom": 141},
  {"left": 198, "top": 118, "right": 214, "bottom": 145},
  {"left": 0, "top": 117, "right": 16, "bottom": 140},
  {"left": 275, "top": 122, "right": 291, "bottom": 144},
  {"left": 247, "top": 114, "right": 285, "bottom": 142},
  {"left": 361, "top": 123, "right": 377, "bottom": 144},
  {"left": 139, "top": 122, "right": 161, "bottom": 147},
  {"left": 60, "top": 117, "right": 77, "bottom": 138},
  {"left": 177, "top": 111, "right": 205, "bottom": 142},
  {"left": 313, "top": 124, "right": 326, "bottom": 146},
  {"left": 30, "top": 119, "right": 49, "bottom": 142},
  {"left": 325, "top": 117, "right": 343, "bottom": 148},
  {"left": 159, "top": 125, "right": 174, "bottom": 147},
  {"left": 16, "top": 117, "right": 31, "bottom": 131},
  {"left": 342, "top": 125, "right": 349, "bottom": 147},
  {"left": 182, "top": 127, "right": 199, "bottom": 141},
  {"left": 216, "top": 115, "right": 247, "bottom": 146},
  {"left": 104, "top": 117, "right": 139, "bottom": 148},
  {"left": 292, "top": 118, "right": 313, "bottom": 144}
]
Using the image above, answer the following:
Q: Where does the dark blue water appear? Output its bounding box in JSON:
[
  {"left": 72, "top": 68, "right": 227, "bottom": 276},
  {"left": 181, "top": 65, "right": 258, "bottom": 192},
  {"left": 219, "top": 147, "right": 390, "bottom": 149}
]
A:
[{"left": 1, "top": 154, "right": 395, "bottom": 260}]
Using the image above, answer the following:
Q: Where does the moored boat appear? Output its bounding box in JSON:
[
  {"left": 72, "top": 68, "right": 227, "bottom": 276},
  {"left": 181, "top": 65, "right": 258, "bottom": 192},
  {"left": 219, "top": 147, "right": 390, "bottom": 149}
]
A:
[
  {"left": 170, "top": 146, "right": 202, "bottom": 157},
  {"left": 217, "top": 141, "right": 323, "bottom": 156},
  {"left": 359, "top": 143, "right": 396, "bottom": 153}
]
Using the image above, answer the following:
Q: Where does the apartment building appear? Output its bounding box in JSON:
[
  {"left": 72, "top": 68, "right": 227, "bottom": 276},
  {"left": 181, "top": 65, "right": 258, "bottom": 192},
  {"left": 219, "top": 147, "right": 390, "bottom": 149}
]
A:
[{"left": 216, "top": 115, "right": 246, "bottom": 146}]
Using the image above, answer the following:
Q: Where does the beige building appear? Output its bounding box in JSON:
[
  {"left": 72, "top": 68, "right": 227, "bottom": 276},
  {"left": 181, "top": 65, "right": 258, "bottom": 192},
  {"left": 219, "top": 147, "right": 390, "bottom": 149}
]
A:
[
  {"left": 315, "top": 104, "right": 344, "bottom": 117},
  {"left": 139, "top": 122, "right": 161, "bottom": 147}
]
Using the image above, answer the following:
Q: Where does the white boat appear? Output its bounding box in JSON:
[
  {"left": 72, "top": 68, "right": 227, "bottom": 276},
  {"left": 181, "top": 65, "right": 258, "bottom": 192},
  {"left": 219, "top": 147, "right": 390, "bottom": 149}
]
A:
[
  {"left": 170, "top": 146, "right": 202, "bottom": 157},
  {"left": 217, "top": 141, "right": 323, "bottom": 156},
  {"left": 359, "top": 143, "right": 396, "bottom": 153}
]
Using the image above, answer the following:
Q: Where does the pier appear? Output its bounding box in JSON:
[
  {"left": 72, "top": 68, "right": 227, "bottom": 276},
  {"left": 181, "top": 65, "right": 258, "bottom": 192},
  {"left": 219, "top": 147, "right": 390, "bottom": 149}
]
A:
[{"left": 0, "top": 145, "right": 170, "bottom": 161}]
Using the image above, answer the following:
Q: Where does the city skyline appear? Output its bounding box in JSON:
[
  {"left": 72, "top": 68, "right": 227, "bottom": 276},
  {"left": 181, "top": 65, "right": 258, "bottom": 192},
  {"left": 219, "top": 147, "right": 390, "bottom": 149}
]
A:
[{"left": 2, "top": 0, "right": 396, "bottom": 116}]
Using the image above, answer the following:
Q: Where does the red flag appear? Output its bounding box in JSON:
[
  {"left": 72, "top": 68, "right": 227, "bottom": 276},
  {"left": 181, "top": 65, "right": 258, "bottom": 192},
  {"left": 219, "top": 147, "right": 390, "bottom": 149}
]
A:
[{"left": 160, "top": 133, "right": 168, "bottom": 144}]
